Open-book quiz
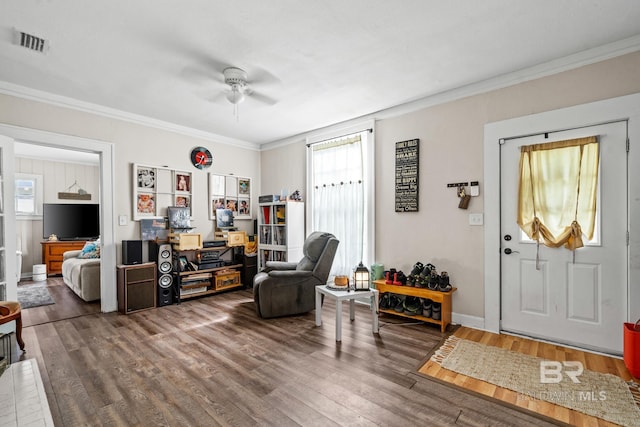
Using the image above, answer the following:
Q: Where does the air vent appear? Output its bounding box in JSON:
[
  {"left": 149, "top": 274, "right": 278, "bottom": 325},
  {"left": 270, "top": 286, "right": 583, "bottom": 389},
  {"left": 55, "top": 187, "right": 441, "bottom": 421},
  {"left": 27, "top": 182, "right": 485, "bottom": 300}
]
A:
[{"left": 13, "top": 29, "right": 50, "bottom": 54}]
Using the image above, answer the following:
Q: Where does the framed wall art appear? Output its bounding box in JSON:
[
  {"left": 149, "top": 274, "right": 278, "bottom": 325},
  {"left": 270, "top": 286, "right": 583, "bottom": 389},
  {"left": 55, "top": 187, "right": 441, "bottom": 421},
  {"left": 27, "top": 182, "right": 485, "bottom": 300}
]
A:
[
  {"left": 209, "top": 173, "right": 252, "bottom": 220},
  {"left": 132, "top": 164, "right": 194, "bottom": 220}
]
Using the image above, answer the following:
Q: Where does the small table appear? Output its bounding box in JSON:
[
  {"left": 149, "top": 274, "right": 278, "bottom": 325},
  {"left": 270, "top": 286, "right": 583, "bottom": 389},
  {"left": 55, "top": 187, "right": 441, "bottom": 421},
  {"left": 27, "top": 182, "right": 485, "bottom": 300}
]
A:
[{"left": 315, "top": 285, "right": 379, "bottom": 342}]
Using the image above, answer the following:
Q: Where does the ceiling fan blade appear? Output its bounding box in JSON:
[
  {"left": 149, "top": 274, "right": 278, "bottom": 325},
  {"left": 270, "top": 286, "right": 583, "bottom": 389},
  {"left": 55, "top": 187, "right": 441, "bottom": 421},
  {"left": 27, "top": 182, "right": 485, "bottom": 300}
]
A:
[
  {"left": 247, "top": 66, "right": 282, "bottom": 89},
  {"left": 247, "top": 90, "right": 278, "bottom": 106}
]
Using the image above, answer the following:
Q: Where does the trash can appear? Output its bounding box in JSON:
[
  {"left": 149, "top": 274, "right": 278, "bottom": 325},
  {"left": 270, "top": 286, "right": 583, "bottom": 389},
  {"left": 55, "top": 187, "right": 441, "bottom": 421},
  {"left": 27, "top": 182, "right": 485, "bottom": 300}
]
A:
[
  {"left": 623, "top": 320, "right": 640, "bottom": 378},
  {"left": 32, "top": 264, "right": 47, "bottom": 281}
]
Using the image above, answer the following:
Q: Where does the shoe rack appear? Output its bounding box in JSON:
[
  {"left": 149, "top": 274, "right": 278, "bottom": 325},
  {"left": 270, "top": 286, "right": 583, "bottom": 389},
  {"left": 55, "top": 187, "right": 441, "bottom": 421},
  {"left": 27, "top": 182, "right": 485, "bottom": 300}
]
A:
[{"left": 373, "top": 279, "right": 457, "bottom": 333}]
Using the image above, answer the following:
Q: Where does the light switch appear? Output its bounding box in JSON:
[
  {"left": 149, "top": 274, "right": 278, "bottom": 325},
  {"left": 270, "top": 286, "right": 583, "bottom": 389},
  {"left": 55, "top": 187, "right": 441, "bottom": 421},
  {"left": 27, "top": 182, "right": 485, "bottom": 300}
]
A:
[
  {"left": 118, "top": 215, "right": 128, "bottom": 226},
  {"left": 469, "top": 213, "right": 483, "bottom": 226}
]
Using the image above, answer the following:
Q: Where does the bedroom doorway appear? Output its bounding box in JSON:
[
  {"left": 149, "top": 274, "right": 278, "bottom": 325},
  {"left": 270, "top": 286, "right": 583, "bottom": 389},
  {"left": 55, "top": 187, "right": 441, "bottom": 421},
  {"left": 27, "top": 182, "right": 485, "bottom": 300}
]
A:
[{"left": 0, "top": 124, "right": 117, "bottom": 314}]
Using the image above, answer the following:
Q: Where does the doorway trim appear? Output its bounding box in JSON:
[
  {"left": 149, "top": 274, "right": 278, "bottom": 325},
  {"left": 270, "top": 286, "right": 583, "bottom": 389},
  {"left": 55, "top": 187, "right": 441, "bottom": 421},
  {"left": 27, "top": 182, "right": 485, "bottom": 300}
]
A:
[
  {"left": 0, "top": 123, "right": 117, "bottom": 313},
  {"left": 483, "top": 92, "right": 640, "bottom": 335}
]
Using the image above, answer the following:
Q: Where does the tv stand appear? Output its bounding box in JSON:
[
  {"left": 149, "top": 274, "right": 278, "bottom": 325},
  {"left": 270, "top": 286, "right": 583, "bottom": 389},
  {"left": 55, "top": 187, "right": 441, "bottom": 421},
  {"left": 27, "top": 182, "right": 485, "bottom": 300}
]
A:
[{"left": 41, "top": 240, "right": 87, "bottom": 276}]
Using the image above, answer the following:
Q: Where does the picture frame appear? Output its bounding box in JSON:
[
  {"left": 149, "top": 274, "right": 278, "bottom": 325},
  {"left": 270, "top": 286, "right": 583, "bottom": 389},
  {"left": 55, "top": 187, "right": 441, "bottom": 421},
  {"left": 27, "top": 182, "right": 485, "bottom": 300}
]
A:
[
  {"left": 174, "top": 195, "right": 191, "bottom": 208},
  {"left": 137, "top": 166, "right": 156, "bottom": 190},
  {"left": 175, "top": 172, "right": 191, "bottom": 193},
  {"left": 208, "top": 173, "right": 252, "bottom": 220},
  {"left": 133, "top": 163, "right": 194, "bottom": 220},
  {"left": 136, "top": 193, "right": 156, "bottom": 216}
]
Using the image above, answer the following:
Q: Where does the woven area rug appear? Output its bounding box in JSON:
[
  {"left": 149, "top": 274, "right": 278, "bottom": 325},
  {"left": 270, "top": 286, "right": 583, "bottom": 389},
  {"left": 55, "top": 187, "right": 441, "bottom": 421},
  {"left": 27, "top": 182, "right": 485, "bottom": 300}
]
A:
[
  {"left": 431, "top": 336, "right": 640, "bottom": 427},
  {"left": 17, "top": 283, "right": 55, "bottom": 309}
]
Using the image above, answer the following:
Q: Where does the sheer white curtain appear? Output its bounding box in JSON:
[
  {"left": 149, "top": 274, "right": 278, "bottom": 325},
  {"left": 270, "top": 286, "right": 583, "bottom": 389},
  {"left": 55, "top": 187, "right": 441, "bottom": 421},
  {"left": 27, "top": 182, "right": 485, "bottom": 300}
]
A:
[{"left": 310, "top": 135, "right": 364, "bottom": 276}]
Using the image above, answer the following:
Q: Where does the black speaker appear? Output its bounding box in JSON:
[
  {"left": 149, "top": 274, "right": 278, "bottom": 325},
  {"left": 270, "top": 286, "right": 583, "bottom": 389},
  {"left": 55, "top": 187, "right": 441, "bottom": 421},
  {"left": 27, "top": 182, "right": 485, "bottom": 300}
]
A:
[
  {"left": 149, "top": 242, "right": 174, "bottom": 307},
  {"left": 122, "top": 240, "right": 143, "bottom": 265}
]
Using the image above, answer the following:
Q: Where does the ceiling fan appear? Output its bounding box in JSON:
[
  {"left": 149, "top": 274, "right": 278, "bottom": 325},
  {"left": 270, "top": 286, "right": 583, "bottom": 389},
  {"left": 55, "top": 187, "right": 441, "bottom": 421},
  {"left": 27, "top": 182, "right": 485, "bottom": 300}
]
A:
[{"left": 222, "top": 66, "right": 278, "bottom": 107}]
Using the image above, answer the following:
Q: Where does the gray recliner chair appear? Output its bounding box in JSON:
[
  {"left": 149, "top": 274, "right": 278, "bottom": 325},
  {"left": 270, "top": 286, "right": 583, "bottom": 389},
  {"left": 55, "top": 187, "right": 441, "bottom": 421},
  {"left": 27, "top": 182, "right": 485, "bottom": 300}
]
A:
[{"left": 253, "top": 231, "right": 339, "bottom": 318}]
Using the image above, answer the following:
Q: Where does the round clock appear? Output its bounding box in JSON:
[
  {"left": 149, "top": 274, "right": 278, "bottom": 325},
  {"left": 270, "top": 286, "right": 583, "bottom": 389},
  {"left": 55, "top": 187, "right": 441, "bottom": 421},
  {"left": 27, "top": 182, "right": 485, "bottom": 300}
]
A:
[{"left": 190, "top": 146, "right": 213, "bottom": 169}]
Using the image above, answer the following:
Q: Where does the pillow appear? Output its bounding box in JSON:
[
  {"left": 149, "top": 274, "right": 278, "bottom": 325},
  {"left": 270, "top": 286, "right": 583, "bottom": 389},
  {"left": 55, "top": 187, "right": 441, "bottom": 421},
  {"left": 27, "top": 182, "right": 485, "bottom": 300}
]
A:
[{"left": 77, "top": 241, "right": 100, "bottom": 259}]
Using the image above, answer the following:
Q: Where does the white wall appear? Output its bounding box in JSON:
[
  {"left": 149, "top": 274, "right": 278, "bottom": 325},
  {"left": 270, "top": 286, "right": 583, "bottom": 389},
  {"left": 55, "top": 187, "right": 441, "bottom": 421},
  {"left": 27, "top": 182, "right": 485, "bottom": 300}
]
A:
[{"left": 261, "top": 51, "right": 640, "bottom": 321}]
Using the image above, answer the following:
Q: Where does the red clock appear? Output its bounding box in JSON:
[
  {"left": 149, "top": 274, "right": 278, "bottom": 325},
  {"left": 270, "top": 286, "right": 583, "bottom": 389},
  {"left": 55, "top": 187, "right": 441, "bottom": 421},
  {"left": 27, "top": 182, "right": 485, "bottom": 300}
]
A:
[{"left": 190, "top": 147, "right": 213, "bottom": 169}]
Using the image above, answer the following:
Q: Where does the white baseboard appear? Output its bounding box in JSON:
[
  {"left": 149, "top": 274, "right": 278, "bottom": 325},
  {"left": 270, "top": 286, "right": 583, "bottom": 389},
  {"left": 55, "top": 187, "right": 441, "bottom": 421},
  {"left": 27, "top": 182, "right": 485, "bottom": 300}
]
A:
[{"left": 451, "top": 312, "right": 485, "bottom": 330}]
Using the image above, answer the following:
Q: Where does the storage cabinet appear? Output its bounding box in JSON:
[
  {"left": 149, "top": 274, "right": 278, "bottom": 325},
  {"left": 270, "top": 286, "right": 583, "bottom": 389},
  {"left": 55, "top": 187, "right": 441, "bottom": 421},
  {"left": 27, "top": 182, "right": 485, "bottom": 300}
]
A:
[
  {"left": 173, "top": 246, "right": 244, "bottom": 302},
  {"left": 117, "top": 263, "right": 157, "bottom": 314},
  {"left": 41, "top": 241, "right": 87, "bottom": 276},
  {"left": 373, "top": 279, "right": 457, "bottom": 333},
  {"left": 257, "top": 201, "right": 304, "bottom": 270}
]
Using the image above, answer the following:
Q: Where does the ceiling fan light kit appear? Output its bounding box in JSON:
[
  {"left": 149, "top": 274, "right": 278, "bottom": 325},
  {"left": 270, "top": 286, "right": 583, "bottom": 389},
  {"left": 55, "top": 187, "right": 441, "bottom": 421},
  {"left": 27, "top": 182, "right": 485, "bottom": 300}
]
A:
[{"left": 223, "top": 67, "right": 248, "bottom": 105}]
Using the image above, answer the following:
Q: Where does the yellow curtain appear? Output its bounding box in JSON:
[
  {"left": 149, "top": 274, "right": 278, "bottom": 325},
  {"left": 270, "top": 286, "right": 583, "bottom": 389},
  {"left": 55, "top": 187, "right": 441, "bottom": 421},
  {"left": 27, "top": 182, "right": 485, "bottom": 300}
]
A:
[{"left": 517, "top": 136, "right": 599, "bottom": 252}]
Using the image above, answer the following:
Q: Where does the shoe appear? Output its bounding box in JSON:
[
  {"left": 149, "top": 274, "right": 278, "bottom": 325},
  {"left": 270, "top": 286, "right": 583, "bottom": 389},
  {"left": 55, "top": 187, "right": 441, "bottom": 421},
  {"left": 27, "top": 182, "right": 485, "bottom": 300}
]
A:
[
  {"left": 406, "top": 275, "right": 415, "bottom": 287},
  {"left": 409, "top": 262, "right": 424, "bottom": 278},
  {"left": 394, "top": 295, "right": 406, "bottom": 313},
  {"left": 385, "top": 268, "right": 396, "bottom": 284},
  {"left": 432, "top": 302, "right": 442, "bottom": 320},
  {"left": 393, "top": 271, "right": 407, "bottom": 286},
  {"left": 380, "top": 293, "right": 391, "bottom": 309},
  {"left": 422, "top": 299, "right": 433, "bottom": 318},
  {"left": 403, "top": 296, "right": 421, "bottom": 315},
  {"left": 438, "top": 272, "right": 452, "bottom": 292},
  {"left": 427, "top": 272, "right": 440, "bottom": 290}
]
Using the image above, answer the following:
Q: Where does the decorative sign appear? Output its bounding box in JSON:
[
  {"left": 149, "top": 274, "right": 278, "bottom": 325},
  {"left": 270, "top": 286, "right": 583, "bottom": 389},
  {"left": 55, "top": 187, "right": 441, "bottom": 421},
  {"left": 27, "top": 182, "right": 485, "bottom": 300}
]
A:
[{"left": 395, "top": 139, "right": 419, "bottom": 212}]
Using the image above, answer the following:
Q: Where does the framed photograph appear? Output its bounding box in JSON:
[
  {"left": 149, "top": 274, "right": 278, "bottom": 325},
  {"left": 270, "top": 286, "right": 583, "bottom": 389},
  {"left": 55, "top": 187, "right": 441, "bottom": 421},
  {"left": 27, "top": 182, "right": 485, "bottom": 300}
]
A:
[
  {"left": 226, "top": 198, "right": 238, "bottom": 213},
  {"left": 136, "top": 193, "right": 156, "bottom": 216},
  {"left": 239, "top": 179, "right": 250, "bottom": 196},
  {"left": 137, "top": 166, "right": 156, "bottom": 190},
  {"left": 237, "top": 198, "right": 250, "bottom": 216},
  {"left": 208, "top": 173, "right": 251, "bottom": 221},
  {"left": 175, "top": 195, "right": 191, "bottom": 208},
  {"left": 175, "top": 172, "right": 191, "bottom": 193}
]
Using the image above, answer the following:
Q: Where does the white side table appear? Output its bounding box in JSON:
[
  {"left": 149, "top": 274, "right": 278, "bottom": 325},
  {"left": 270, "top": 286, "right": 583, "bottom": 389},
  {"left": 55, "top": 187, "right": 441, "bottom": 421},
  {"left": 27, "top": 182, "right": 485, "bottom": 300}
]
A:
[{"left": 315, "top": 285, "right": 379, "bottom": 341}]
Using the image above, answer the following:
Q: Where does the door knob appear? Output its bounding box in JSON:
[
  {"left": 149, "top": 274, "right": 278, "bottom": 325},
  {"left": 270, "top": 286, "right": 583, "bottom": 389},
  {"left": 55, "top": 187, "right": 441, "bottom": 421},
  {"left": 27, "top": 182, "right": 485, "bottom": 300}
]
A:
[{"left": 504, "top": 248, "right": 519, "bottom": 255}]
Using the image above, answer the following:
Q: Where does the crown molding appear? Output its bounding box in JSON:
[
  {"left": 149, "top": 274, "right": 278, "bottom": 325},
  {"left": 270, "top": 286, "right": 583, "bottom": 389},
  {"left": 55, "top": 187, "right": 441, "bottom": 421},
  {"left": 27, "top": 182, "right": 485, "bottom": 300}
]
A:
[
  {"left": 262, "top": 34, "right": 640, "bottom": 150},
  {"left": 0, "top": 82, "right": 260, "bottom": 151}
]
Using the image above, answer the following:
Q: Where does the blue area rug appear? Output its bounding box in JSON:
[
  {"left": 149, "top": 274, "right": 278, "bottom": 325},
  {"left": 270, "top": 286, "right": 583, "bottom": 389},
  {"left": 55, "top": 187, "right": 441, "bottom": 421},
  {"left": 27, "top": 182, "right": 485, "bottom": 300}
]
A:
[{"left": 17, "top": 283, "right": 55, "bottom": 309}]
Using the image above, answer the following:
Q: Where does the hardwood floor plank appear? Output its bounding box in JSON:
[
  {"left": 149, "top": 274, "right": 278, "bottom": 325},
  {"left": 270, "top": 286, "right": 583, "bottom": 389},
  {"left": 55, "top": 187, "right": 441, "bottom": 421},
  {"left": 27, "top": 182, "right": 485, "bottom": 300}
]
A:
[{"left": 12, "top": 286, "right": 578, "bottom": 426}]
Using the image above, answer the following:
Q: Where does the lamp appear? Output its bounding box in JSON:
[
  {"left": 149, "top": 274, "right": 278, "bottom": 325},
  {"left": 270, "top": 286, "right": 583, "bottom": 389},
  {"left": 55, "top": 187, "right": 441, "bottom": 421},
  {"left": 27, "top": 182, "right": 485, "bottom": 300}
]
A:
[
  {"left": 353, "top": 262, "right": 370, "bottom": 291},
  {"left": 225, "top": 84, "right": 245, "bottom": 105}
]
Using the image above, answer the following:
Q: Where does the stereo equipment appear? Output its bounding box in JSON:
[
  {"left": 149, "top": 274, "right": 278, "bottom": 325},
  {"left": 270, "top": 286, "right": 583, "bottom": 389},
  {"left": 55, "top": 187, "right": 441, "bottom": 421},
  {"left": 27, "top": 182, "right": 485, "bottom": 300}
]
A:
[
  {"left": 122, "top": 240, "right": 143, "bottom": 265},
  {"left": 199, "top": 251, "right": 220, "bottom": 261},
  {"left": 117, "top": 263, "right": 156, "bottom": 314},
  {"left": 203, "top": 240, "right": 226, "bottom": 248},
  {"left": 197, "top": 260, "right": 225, "bottom": 270},
  {"left": 149, "top": 241, "right": 174, "bottom": 307}
]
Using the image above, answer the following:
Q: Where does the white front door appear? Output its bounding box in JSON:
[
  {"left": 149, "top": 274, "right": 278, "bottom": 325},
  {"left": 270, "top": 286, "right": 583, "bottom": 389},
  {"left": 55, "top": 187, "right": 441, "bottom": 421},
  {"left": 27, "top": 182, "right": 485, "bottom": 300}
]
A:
[{"left": 500, "top": 121, "right": 627, "bottom": 354}]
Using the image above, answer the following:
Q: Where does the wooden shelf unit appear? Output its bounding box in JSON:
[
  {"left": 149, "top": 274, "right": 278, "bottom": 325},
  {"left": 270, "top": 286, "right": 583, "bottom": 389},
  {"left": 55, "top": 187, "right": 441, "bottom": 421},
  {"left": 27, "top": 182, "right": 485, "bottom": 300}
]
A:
[
  {"left": 41, "top": 240, "right": 87, "bottom": 276},
  {"left": 373, "top": 280, "right": 457, "bottom": 333},
  {"left": 173, "top": 246, "right": 244, "bottom": 302}
]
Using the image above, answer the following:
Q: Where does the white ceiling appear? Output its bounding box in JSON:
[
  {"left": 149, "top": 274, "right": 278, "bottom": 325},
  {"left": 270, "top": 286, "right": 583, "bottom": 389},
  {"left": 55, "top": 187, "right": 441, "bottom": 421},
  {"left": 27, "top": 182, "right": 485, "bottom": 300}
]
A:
[{"left": 2, "top": 1, "right": 640, "bottom": 147}]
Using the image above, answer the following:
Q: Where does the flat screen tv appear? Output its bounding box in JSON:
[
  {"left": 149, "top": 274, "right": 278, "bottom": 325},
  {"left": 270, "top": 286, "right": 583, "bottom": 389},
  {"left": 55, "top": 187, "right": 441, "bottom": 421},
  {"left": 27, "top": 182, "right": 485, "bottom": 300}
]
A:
[{"left": 43, "top": 203, "right": 100, "bottom": 240}]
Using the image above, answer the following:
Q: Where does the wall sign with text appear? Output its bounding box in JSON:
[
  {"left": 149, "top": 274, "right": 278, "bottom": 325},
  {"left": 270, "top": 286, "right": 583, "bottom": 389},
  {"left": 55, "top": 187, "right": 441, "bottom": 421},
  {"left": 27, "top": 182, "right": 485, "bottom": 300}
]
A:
[{"left": 395, "top": 139, "right": 419, "bottom": 212}]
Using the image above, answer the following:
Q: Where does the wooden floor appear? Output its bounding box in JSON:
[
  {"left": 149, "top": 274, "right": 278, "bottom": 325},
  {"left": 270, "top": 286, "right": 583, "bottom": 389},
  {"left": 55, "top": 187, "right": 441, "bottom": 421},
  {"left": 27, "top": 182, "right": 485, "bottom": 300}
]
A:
[
  {"left": 419, "top": 326, "right": 636, "bottom": 427},
  {"left": 14, "top": 281, "right": 568, "bottom": 426}
]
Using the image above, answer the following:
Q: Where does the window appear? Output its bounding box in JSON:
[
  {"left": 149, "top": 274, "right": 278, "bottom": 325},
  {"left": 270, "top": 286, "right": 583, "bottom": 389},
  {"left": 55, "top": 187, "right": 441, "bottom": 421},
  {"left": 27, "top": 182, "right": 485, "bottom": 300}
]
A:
[
  {"left": 15, "top": 173, "right": 43, "bottom": 218},
  {"left": 307, "top": 126, "right": 375, "bottom": 277}
]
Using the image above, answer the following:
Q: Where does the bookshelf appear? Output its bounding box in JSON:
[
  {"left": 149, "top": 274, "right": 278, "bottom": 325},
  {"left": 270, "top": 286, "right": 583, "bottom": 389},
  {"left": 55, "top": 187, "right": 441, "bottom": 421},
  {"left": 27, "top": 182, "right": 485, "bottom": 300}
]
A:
[{"left": 258, "top": 201, "right": 305, "bottom": 270}]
